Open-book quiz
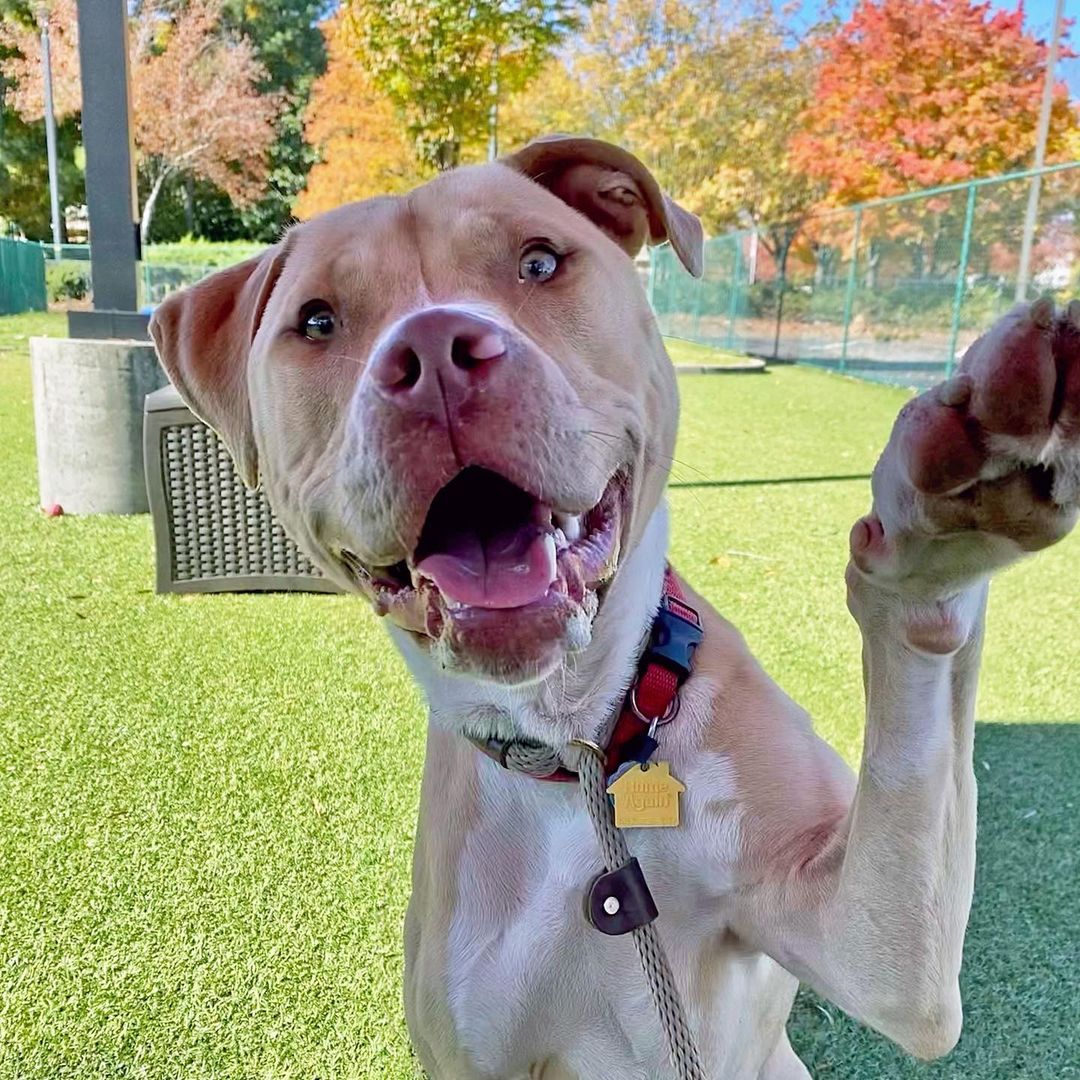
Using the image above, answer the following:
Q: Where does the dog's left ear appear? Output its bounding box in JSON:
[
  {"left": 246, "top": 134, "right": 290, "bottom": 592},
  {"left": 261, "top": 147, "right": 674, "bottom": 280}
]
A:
[{"left": 503, "top": 134, "right": 704, "bottom": 278}]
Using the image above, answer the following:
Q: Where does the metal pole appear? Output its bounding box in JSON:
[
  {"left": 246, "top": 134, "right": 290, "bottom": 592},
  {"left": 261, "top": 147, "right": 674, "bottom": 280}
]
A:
[
  {"left": 39, "top": 11, "right": 63, "bottom": 257},
  {"left": 947, "top": 184, "right": 977, "bottom": 379},
  {"left": 726, "top": 235, "right": 742, "bottom": 349},
  {"left": 839, "top": 209, "right": 862, "bottom": 374},
  {"left": 1015, "top": 0, "right": 1065, "bottom": 301},
  {"left": 691, "top": 244, "right": 705, "bottom": 342},
  {"left": 75, "top": 0, "right": 140, "bottom": 315}
]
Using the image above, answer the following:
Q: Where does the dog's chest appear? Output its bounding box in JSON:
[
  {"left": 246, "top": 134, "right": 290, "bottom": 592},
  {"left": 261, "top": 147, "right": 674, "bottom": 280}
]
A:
[{"left": 406, "top": 758, "right": 788, "bottom": 1079}]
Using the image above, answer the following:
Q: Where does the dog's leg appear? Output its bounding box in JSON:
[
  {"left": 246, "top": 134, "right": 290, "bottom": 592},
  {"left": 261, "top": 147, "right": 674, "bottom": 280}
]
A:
[{"left": 734, "top": 300, "right": 1080, "bottom": 1059}]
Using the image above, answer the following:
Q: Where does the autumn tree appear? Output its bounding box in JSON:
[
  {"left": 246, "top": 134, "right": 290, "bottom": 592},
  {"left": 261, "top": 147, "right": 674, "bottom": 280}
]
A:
[
  {"left": 343, "top": 0, "right": 585, "bottom": 171},
  {"left": 1, "top": 0, "right": 283, "bottom": 242},
  {"left": 132, "top": 1, "right": 282, "bottom": 242},
  {"left": 294, "top": 15, "right": 424, "bottom": 218},
  {"left": 792, "top": 0, "right": 1077, "bottom": 204}
]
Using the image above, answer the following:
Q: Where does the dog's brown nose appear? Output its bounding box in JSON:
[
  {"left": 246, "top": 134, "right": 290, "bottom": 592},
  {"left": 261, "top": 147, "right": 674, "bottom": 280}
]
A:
[{"left": 367, "top": 307, "right": 508, "bottom": 409}]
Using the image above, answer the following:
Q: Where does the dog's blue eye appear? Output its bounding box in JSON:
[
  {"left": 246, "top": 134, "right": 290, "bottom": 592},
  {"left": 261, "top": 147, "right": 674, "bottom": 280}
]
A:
[
  {"left": 519, "top": 246, "right": 559, "bottom": 283},
  {"left": 299, "top": 301, "right": 335, "bottom": 340}
]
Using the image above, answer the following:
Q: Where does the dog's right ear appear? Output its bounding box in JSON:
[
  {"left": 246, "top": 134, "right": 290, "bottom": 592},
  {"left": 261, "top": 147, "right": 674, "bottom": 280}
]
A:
[
  {"left": 149, "top": 244, "right": 288, "bottom": 489},
  {"left": 504, "top": 135, "right": 704, "bottom": 278}
]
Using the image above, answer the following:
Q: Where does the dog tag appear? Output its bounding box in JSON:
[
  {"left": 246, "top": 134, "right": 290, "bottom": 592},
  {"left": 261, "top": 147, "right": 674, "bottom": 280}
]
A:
[{"left": 606, "top": 761, "right": 685, "bottom": 828}]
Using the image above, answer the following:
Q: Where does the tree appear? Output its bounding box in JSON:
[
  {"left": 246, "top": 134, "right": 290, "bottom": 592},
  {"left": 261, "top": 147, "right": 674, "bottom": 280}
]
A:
[
  {"left": 131, "top": 1, "right": 283, "bottom": 242},
  {"left": 1, "top": 0, "right": 284, "bottom": 243},
  {"left": 506, "top": 0, "right": 824, "bottom": 355},
  {"left": 343, "top": 0, "right": 584, "bottom": 171},
  {"left": 791, "top": 0, "right": 1078, "bottom": 205},
  {"left": 1, "top": 1, "right": 83, "bottom": 238},
  {"left": 294, "top": 15, "right": 424, "bottom": 218},
  {"left": 209, "top": 0, "right": 328, "bottom": 239}
]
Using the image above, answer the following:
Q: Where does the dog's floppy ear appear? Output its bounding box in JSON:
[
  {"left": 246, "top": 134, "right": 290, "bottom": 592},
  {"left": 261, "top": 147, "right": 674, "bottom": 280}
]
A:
[
  {"left": 149, "top": 244, "right": 288, "bottom": 489},
  {"left": 503, "top": 134, "right": 703, "bottom": 278}
]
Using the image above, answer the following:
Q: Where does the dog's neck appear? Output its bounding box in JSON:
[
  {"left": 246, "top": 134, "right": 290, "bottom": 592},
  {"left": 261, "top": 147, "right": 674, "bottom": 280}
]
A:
[{"left": 390, "top": 503, "right": 670, "bottom": 749}]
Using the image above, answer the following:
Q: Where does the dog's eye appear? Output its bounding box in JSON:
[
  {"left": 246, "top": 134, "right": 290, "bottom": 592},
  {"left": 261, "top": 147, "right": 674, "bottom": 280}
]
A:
[
  {"left": 518, "top": 246, "right": 559, "bottom": 283},
  {"left": 298, "top": 300, "right": 335, "bottom": 340}
]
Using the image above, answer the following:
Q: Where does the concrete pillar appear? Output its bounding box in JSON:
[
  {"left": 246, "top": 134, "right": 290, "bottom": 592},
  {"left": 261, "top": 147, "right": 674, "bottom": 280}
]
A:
[{"left": 31, "top": 337, "right": 167, "bottom": 514}]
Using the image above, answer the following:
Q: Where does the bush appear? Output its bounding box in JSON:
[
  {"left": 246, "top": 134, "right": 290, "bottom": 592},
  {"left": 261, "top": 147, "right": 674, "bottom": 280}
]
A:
[{"left": 46, "top": 262, "right": 91, "bottom": 303}]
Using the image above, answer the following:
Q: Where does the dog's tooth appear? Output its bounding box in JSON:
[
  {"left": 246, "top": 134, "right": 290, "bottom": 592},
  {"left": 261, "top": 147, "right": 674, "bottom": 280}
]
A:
[
  {"left": 542, "top": 532, "right": 558, "bottom": 582},
  {"left": 1030, "top": 296, "right": 1055, "bottom": 329},
  {"left": 553, "top": 527, "right": 569, "bottom": 551},
  {"left": 555, "top": 513, "right": 582, "bottom": 543},
  {"left": 1068, "top": 299, "right": 1080, "bottom": 330}
]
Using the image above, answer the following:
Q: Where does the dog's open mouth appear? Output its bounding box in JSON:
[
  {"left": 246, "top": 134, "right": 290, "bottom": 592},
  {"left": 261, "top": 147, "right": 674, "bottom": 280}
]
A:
[
  {"left": 415, "top": 467, "right": 620, "bottom": 610},
  {"left": 346, "top": 467, "right": 624, "bottom": 656}
]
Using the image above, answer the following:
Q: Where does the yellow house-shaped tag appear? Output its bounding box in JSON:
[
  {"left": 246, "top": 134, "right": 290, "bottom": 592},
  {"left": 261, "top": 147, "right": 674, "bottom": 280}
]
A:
[{"left": 606, "top": 762, "right": 685, "bottom": 829}]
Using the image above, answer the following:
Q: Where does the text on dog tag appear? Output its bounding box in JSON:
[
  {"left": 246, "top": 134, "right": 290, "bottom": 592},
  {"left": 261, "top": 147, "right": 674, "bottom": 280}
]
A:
[{"left": 606, "top": 761, "right": 685, "bottom": 828}]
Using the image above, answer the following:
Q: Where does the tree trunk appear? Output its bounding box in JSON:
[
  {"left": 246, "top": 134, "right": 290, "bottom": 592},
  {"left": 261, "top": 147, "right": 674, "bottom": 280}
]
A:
[
  {"left": 140, "top": 170, "right": 169, "bottom": 248},
  {"left": 183, "top": 175, "right": 195, "bottom": 236},
  {"left": 434, "top": 139, "right": 461, "bottom": 172}
]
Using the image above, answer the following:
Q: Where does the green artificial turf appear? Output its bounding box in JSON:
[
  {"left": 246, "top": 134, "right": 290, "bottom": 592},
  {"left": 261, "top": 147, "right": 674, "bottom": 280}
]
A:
[
  {"left": 1, "top": 312, "right": 1077, "bottom": 1079},
  {"left": 663, "top": 336, "right": 758, "bottom": 368}
]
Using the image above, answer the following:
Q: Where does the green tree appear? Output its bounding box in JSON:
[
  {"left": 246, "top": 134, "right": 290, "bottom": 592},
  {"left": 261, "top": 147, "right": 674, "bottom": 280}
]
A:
[{"left": 344, "top": 0, "right": 585, "bottom": 171}]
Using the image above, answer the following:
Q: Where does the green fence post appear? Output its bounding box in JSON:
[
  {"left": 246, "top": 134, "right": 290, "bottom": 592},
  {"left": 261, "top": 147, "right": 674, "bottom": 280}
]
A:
[
  {"left": 691, "top": 243, "right": 706, "bottom": 342},
  {"left": 946, "top": 183, "right": 977, "bottom": 380},
  {"left": 839, "top": 209, "right": 862, "bottom": 374},
  {"left": 726, "top": 235, "right": 742, "bottom": 350}
]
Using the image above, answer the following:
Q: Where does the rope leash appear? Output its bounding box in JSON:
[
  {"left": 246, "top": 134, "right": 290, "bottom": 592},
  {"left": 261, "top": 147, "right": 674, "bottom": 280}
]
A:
[
  {"left": 498, "top": 739, "right": 707, "bottom": 1078},
  {"left": 469, "top": 569, "right": 708, "bottom": 1077},
  {"left": 572, "top": 743, "right": 707, "bottom": 1080}
]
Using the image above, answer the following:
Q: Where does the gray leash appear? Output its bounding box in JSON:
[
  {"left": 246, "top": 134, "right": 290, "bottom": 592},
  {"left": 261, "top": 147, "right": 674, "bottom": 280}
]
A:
[
  {"left": 500, "top": 738, "right": 707, "bottom": 1080},
  {"left": 574, "top": 743, "right": 707, "bottom": 1080}
]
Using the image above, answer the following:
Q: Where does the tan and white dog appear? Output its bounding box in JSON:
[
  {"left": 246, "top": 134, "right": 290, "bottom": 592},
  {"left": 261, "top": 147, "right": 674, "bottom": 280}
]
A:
[{"left": 150, "top": 136, "right": 1080, "bottom": 1079}]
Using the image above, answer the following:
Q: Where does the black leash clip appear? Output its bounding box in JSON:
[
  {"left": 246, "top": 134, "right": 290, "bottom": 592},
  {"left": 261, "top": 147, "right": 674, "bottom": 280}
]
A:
[{"left": 586, "top": 858, "right": 658, "bottom": 936}]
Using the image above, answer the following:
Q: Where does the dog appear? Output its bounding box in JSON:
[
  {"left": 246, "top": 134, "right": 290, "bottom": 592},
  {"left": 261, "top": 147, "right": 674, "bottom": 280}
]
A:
[{"left": 150, "top": 135, "right": 1080, "bottom": 1079}]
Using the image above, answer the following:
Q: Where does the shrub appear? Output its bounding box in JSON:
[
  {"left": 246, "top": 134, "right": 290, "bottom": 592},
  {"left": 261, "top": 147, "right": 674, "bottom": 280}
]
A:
[{"left": 46, "top": 262, "right": 91, "bottom": 303}]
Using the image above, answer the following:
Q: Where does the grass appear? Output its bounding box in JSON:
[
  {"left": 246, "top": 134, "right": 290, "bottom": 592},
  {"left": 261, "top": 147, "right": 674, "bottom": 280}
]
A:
[
  {"left": 663, "top": 336, "right": 759, "bottom": 368},
  {"left": 1, "top": 312, "right": 1077, "bottom": 1079}
]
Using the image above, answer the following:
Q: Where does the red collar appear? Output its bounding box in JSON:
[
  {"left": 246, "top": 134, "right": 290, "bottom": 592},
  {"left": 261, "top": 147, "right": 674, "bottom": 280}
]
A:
[{"left": 467, "top": 567, "right": 703, "bottom": 782}]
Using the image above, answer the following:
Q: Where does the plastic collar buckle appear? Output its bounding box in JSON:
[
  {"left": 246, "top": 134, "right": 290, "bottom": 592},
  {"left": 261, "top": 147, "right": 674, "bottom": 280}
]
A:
[{"left": 642, "top": 596, "right": 704, "bottom": 684}]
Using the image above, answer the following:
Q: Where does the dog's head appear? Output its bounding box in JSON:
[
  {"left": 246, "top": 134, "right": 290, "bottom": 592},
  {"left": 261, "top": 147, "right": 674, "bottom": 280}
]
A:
[{"left": 150, "top": 136, "right": 702, "bottom": 686}]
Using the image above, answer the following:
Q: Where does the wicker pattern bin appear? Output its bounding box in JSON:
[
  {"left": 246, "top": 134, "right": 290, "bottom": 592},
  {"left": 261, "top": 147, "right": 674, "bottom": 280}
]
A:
[{"left": 144, "top": 384, "right": 340, "bottom": 594}]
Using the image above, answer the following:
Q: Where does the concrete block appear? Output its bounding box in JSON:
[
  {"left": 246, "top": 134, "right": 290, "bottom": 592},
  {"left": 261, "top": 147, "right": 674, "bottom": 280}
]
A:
[{"left": 31, "top": 336, "right": 167, "bottom": 514}]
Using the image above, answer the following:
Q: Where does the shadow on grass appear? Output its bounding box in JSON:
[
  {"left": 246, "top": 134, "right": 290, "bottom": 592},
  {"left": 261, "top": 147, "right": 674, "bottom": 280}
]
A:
[
  {"left": 669, "top": 473, "right": 872, "bottom": 490},
  {"left": 788, "top": 722, "right": 1080, "bottom": 1079}
]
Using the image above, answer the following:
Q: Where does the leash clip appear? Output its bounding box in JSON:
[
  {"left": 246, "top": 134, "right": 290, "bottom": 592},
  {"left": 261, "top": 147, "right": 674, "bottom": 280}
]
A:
[{"left": 586, "top": 858, "right": 658, "bottom": 935}]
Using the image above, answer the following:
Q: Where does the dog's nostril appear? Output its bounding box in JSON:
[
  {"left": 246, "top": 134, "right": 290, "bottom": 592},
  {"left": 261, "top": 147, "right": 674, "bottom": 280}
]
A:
[
  {"left": 451, "top": 337, "right": 480, "bottom": 371},
  {"left": 398, "top": 349, "right": 422, "bottom": 388},
  {"left": 451, "top": 331, "right": 505, "bottom": 371}
]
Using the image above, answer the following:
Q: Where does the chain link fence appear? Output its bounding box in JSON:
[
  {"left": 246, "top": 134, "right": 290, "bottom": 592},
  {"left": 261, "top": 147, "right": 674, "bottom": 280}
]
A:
[{"left": 651, "top": 161, "right": 1080, "bottom": 389}]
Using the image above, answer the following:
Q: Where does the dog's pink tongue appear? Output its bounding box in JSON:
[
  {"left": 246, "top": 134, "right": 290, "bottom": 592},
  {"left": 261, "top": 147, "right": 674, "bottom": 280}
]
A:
[{"left": 417, "top": 527, "right": 557, "bottom": 609}]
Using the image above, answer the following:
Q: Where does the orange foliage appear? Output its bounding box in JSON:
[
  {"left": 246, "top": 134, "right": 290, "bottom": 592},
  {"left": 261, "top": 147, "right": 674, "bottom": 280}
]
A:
[
  {"left": 294, "top": 16, "right": 424, "bottom": 218},
  {"left": 791, "top": 0, "right": 1079, "bottom": 206}
]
